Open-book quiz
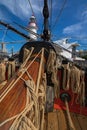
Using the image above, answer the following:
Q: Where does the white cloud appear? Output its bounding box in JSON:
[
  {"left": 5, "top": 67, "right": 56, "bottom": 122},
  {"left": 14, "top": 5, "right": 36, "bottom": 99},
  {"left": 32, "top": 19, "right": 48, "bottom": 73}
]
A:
[
  {"left": 63, "top": 9, "right": 87, "bottom": 38},
  {"left": 62, "top": 9, "right": 87, "bottom": 50},
  {"left": 0, "top": 0, "right": 41, "bottom": 21},
  {"left": 63, "top": 23, "right": 82, "bottom": 34}
]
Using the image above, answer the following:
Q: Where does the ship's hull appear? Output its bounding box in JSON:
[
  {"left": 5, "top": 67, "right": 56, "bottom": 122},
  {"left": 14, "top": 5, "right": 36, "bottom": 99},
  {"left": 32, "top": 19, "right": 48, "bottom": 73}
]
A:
[
  {"left": 0, "top": 41, "right": 87, "bottom": 130},
  {"left": 0, "top": 41, "right": 55, "bottom": 130}
]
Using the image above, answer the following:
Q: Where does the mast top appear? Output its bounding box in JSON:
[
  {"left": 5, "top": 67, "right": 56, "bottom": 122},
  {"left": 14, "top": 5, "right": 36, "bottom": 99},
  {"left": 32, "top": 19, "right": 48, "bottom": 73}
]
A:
[{"left": 42, "top": 0, "right": 50, "bottom": 41}]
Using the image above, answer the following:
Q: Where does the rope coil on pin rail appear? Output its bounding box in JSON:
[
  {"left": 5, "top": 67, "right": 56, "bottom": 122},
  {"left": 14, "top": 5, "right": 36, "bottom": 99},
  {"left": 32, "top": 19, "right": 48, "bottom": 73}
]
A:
[{"left": 60, "top": 62, "right": 86, "bottom": 106}]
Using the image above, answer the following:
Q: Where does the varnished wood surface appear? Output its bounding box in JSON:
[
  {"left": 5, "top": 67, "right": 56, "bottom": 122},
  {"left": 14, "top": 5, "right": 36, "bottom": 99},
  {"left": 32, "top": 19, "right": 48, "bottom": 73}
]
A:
[{"left": 44, "top": 110, "right": 87, "bottom": 130}]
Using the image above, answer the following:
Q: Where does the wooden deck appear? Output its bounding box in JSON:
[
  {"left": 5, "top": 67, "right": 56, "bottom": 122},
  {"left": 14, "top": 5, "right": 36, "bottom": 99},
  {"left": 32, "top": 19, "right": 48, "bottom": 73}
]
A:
[{"left": 44, "top": 110, "right": 87, "bottom": 130}]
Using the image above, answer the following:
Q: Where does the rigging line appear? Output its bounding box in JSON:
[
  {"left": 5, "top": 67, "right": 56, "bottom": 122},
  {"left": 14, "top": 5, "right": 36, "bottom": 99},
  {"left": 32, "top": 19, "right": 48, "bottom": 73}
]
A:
[
  {"left": 27, "top": 0, "right": 39, "bottom": 35},
  {"left": 2, "top": 28, "right": 8, "bottom": 42},
  {"left": 13, "top": 21, "right": 41, "bottom": 39},
  {"left": 52, "top": 0, "right": 67, "bottom": 31},
  {"left": 6, "top": 33, "right": 17, "bottom": 41},
  {"left": 27, "top": 0, "right": 35, "bottom": 15},
  {"left": 38, "top": 0, "right": 44, "bottom": 34},
  {"left": 0, "top": 40, "right": 27, "bottom": 44},
  {"left": 0, "top": 28, "right": 8, "bottom": 30},
  {"left": 53, "top": 35, "right": 87, "bottom": 40},
  {"left": 0, "top": 20, "right": 31, "bottom": 40},
  {"left": 49, "top": 0, "right": 53, "bottom": 34},
  {"left": 38, "top": 0, "right": 43, "bottom": 18}
]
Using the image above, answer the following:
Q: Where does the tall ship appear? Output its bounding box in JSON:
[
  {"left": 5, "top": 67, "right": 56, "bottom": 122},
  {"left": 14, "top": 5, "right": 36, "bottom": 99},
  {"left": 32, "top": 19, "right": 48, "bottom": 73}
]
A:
[{"left": 0, "top": 0, "right": 87, "bottom": 130}]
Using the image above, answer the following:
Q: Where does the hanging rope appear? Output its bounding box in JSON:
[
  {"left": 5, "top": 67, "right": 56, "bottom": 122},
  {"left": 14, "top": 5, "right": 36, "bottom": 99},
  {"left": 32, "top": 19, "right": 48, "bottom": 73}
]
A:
[
  {"left": 75, "top": 70, "right": 85, "bottom": 106},
  {"left": 8, "top": 60, "right": 16, "bottom": 79},
  {"left": 61, "top": 63, "right": 86, "bottom": 106},
  {"left": 49, "top": 0, "right": 53, "bottom": 32},
  {"left": 23, "top": 48, "right": 31, "bottom": 62},
  {"left": 0, "top": 62, "right": 6, "bottom": 83},
  {"left": 47, "top": 49, "right": 59, "bottom": 97},
  {"left": 36, "top": 48, "right": 44, "bottom": 94},
  {"left": 62, "top": 63, "right": 70, "bottom": 90},
  {"left": 0, "top": 81, "right": 7, "bottom": 90}
]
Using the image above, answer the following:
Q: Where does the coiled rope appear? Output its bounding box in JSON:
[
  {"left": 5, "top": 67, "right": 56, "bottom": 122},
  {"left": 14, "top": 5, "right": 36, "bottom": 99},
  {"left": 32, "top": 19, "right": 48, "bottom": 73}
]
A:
[{"left": 62, "top": 63, "right": 85, "bottom": 105}]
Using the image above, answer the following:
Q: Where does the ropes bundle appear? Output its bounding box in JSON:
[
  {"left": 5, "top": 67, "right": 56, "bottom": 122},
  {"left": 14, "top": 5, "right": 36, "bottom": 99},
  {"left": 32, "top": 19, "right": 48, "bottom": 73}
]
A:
[
  {"left": 62, "top": 63, "right": 70, "bottom": 90},
  {"left": 0, "top": 62, "right": 6, "bottom": 83},
  {"left": 62, "top": 63, "right": 85, "bottom": 105},
  {"left": 23, "top": 48, "right": 31, "bottom": 62},
  {"left": 8, "top": 60, "right": 15, "bottom": 79},
  {"left": 47, "top": 49, "right": 59, "bottom": 97}
]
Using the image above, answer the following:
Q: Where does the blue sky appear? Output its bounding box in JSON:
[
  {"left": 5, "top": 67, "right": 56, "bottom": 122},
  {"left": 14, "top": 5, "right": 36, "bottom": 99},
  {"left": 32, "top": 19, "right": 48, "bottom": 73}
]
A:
[{"left": 0, "top": 0, "right": 87, "bottom": 53}]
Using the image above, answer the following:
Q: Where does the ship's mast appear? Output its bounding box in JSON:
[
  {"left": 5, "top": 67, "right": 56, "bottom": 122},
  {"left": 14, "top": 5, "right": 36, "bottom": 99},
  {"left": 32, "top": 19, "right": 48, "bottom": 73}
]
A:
[
  {"left": 42, "top": 0, "right": 50, "bottom": 41},
  {"left": 0, "top": 1, "right": 50, "bottom": 41}
]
